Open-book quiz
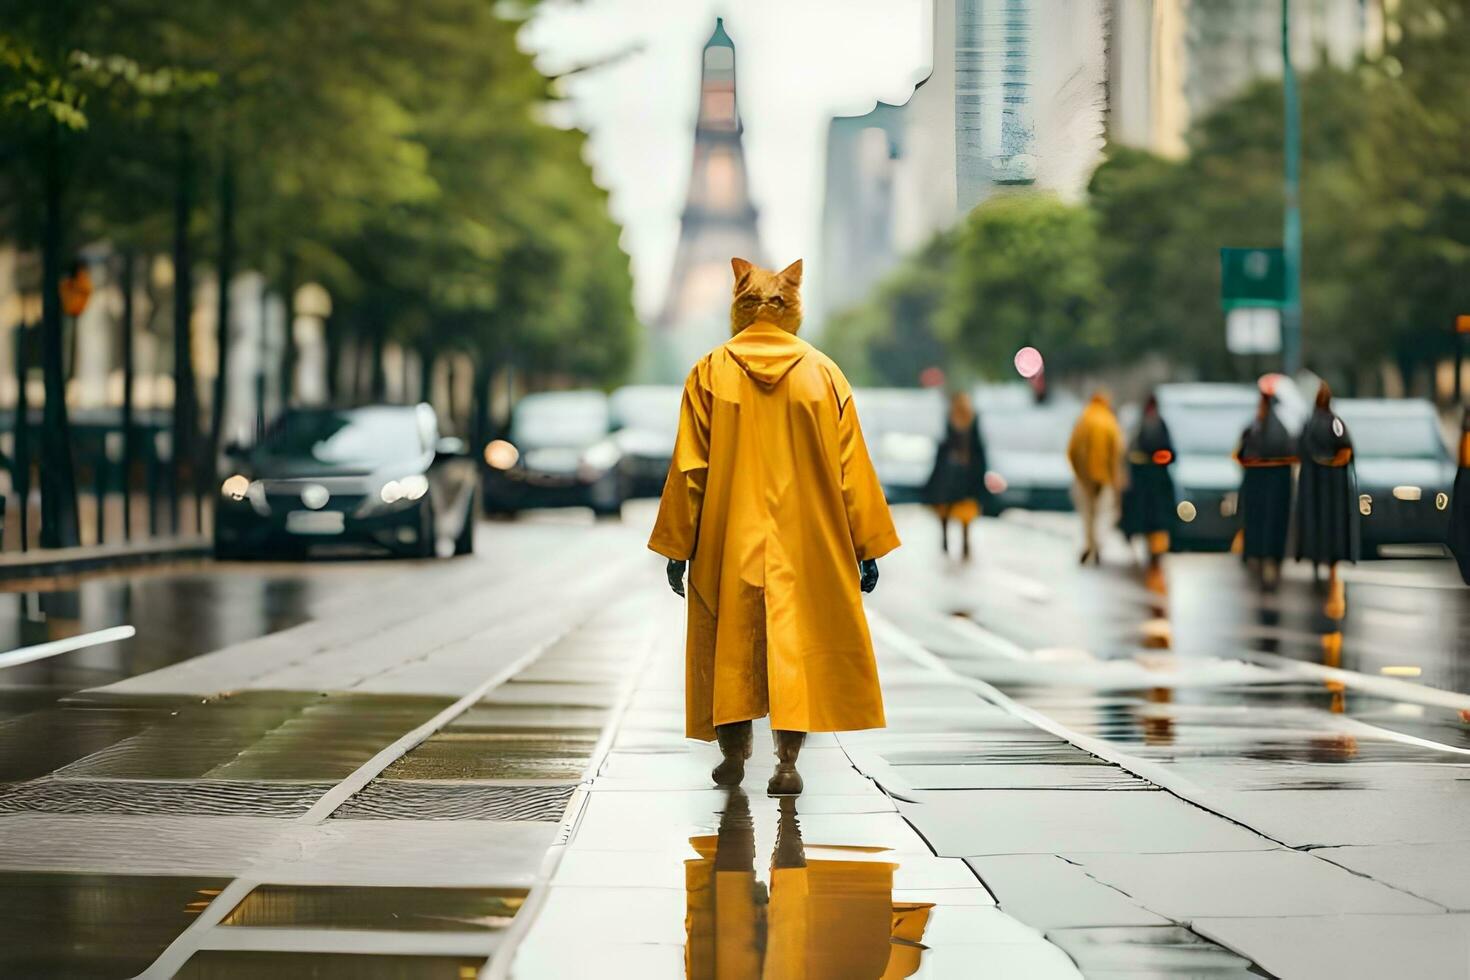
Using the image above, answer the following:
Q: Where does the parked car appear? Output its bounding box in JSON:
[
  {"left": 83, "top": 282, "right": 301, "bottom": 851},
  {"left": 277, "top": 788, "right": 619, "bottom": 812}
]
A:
[
  {"left": 976, "top": 386, "right": 1080, "bottom": 512},
  {"left": 609, "top": 385, "right": 682, "bottom": 499},
  {"left": 1335, "top": 398, "right": 1454, "bottom": 557},
  {"left": 214, "top": 403, "right": 478, "bottom": 560},
  {"left": 853, "top": 387, "right": 946, "bottom": 504},
  {"left": 482, "top": 390, "right": 623, "bottom": 516}
]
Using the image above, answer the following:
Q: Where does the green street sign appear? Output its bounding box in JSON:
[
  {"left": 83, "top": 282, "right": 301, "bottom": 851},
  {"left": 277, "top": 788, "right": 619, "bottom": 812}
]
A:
[{"left": 1221, "top": 247, "right": 1286, "bottom": 310}]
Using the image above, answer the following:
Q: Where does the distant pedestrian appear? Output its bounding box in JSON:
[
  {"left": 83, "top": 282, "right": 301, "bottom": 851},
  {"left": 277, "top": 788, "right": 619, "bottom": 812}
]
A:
[
  {"left": 1120, "top": 394, "right": 1177, "bottom": 570},
  {"left": 1067, "top": 390, "right": 1124, "bottom": 565},
  {"left": 1235, "top": 389, "right": 1297, "bottom": 588},
  {"left": 1294, "top": 383, "right": 1358, "bottom": 613},
  {"left": 1448, "top": 408, "right": 1470, "bottom": 586},
  {"left": 650, "top": 257, "right": 898, "bottom": 798},
  {"left": 925, "top": 391, "right": 989, "bottom": 561}
]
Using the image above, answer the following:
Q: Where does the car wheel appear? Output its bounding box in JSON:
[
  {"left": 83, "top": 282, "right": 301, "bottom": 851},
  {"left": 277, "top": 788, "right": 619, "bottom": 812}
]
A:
[{"left": 453, "top": 500, "right": 475, "bottom": 555}]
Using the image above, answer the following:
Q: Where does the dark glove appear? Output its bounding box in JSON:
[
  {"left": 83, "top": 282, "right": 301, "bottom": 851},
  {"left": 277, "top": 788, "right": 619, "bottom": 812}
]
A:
[
  {"left": 666, "top": 559, "right": 687, "bottom": 597},
  {"left": 859, "top": 558, "right": 879, "bottom": 594}
]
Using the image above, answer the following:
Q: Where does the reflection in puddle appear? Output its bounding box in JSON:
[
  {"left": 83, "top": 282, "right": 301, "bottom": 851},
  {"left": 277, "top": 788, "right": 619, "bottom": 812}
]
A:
[
  {"left": 222, "top": 884, "right": 527, "bottom": 931},
  {"left": 0, "top": 871, "right": 229, "bottom": 978},
  {"left": 176, "top": 950, "right": 484, "bottom": 978},
  {"left": 685, "top": 789, "right": 933, "bottom": 979}
]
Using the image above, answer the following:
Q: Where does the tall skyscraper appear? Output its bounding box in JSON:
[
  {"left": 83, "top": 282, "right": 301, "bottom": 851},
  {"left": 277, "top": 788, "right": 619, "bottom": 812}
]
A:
[{"left": 649, "top": 18, "right": 765, "bottom": 381}]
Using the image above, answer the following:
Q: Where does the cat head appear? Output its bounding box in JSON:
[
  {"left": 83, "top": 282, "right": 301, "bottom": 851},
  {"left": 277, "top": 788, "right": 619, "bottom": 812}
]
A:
[{"left": 730, "top": 257, "right": 803, "bottom": 335}]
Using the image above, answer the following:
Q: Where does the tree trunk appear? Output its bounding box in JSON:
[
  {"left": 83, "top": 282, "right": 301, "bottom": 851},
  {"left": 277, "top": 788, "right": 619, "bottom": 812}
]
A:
[
  {"left": 418, "top": 346, "right": 435, "bottom": 413},
  {"left": 369, "top": 324, "right": 387, "bottom": 402},
  {"left": 323, "top": 316, "right": 341, "bottom": 404},
  {"left": 210, "top": 150, "right": 234, "bottom": 472},
  {"left": 121, "top": 250, "right": 136, "bottom": 541},
  {"left": 38, "top": 119, "right": 79, "bottom": 549},
  {"left": 471, "top": 355, "right": 493, "bottom": 458},
  {"left": 280, "top": 251, "right": 297, "bottom": 408},
  {"left": 171, "top": 129, "right": 198, "bottom": 536}
]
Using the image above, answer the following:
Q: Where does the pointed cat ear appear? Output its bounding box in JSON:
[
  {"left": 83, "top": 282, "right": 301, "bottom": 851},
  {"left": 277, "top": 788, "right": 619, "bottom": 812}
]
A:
[
  {"left": 779, "top": 258, "right": 803, "bottom": 286},
  {"left": 731, "top": 257, "right": 754, "bottom": 286}
]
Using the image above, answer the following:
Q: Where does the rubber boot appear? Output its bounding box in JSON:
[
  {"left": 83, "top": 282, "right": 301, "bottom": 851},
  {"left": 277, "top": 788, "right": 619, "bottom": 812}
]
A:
[
  {"left": 767, "top": 729, "right": 806, "bottom": 797},
  {"left": 772, "top": 796, "right": 806, "bottom": 870},
  {"left": 711, "top": 721, "right": 752, "bottom": 786}
]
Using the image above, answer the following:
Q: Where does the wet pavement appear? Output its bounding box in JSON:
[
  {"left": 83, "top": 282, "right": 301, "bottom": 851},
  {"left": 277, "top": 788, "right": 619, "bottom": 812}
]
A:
[{"left": 1, "top": 507, "right": 1469, "bottom": 977}]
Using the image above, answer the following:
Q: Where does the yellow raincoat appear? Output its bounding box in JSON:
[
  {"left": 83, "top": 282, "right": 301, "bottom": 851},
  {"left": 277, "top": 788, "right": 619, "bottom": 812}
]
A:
[
  {"left": 649, "top": 321, "right": 899, "bottom": 741},
  {"left": 1067, "top": 394, "right": 1124, "bottom": 488}
]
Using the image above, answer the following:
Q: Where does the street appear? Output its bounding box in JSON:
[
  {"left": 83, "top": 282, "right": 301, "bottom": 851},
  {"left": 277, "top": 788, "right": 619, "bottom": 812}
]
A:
[{"left": 0, "top": 505, "right": 1466, "bottom": 978}]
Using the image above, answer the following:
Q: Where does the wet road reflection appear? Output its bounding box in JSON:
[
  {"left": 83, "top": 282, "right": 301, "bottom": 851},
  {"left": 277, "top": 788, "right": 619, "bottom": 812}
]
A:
[
  {"left": 0, "top": 561, "right": 398, "bottom": 720},
  {"left": 686, "top": 789, "right": 932, "bottom": 980}
]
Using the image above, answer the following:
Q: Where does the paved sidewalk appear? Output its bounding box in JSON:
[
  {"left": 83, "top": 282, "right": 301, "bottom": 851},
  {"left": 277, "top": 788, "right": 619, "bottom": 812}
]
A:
[{"left": 507, "top": 599, "right": 1069, "bottom": 978}]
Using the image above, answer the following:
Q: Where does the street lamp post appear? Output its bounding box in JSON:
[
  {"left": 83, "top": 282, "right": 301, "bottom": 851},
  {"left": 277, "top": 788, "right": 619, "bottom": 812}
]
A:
[{"left": 1281, "top": 0, "right": 1303, "bottom": 377}]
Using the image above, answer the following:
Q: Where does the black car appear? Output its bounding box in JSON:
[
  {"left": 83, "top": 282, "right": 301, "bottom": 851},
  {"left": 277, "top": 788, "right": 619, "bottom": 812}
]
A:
[
  {"left": 214, "top": 404, "right": 478, "bottom": 560},
  {"left": 482, "top": 390, "right": 623, "bottom": 516},
  {"left": 609, "top": 385, "right": 682, "bottom": 500},
  {"left": 1336, "top": 398, "right": 1455, "bottom": 557}
]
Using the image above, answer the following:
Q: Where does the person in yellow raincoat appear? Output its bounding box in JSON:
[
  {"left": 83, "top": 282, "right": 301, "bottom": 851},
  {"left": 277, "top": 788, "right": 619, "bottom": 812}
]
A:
[
  {"left": 650, "top": 257, "right": 899, "bottom": 797},
  {"left": 1067, "top": 390, "right": 1124, "bottom": 565}
]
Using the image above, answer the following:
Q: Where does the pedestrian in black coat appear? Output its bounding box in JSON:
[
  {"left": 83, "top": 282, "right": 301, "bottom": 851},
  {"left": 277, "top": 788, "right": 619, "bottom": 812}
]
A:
[
  {"left": 926, "top": 391, "right": 989, "bottom": 560},
  {"left": 1235, "top": 391, "right": 1297, "bottom": 588},
  {"left": 1120, "top": 394, "right": 1177, "bottom": 570},
  {"left": 1448, "top": 408, "right": 1470, "bottom": 586},
  {"left": 1294, "top": 383, "right": 1359, "bottom": 593}
]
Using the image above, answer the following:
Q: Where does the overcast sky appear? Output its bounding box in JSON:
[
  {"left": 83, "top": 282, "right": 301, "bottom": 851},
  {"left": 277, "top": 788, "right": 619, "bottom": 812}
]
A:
[{"left": 522, "top": 0, "right": 931, "bottom": 319}]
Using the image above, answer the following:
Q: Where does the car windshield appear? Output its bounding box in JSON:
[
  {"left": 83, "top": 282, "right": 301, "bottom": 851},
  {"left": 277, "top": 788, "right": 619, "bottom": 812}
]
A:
[
  {"left": 1164, "top": 404, "right": 1255, "bottom": 455},
  {"left": 1338, "top": 413, "right": 1446, "bottom": 459},
  {"left": 512, "top": 394, "right": 609, "bottom": 449},
  {"left": 610, "top": 387, "right": 681, "bottom": 434},
  {"left": 255, "top": 409, "right": 425, "bottom": 467},
  {"left": 983, "top": 408, "right": 1074, "bottom": 453}
]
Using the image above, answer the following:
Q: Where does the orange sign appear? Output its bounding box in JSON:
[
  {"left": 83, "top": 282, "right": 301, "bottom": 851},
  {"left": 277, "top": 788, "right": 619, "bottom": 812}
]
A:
[{"left": 1458, "top": 314, "right": 1470, "bottom": 334}]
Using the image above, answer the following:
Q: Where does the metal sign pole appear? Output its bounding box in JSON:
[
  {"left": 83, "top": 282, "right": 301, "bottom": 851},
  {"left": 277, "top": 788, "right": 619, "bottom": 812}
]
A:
[{"left": 1281, "top": 0, "right": 1303, "bottom": 376}]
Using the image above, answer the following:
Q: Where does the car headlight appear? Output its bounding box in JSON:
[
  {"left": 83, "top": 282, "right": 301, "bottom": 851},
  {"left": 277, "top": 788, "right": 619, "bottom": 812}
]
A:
[
  {"left": 1437, "top": 492, "right": 1450, "bottom": 511},
  {"left": 379, "top": 474, "right": 429, "bottom": 505},
  {"left": 484, "top": 440, "right": 519, "bottom": 470},
  {"left": 580, "top": 440, "right": 622, "bottom": 474},
  {"left": 984, "top": 471, "right": 1008, "bottom": 494},
  {"left": 221, "top": 474, "right": 250, "bottom": 501},
  {"left": 1359, "top": 493, "right": 1373, "bottom": 516},
  {"left": 1177, "top": 500, "right": 1197, "bottom": 523}
]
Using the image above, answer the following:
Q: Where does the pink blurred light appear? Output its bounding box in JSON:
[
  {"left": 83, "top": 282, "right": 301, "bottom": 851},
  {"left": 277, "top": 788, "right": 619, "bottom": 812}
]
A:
[
  {"left": 919, "top": 366, "right": 946, "bottom": 388},
  {"left": 1014, "top": 346, "right": 1043, "bottom": 379}
]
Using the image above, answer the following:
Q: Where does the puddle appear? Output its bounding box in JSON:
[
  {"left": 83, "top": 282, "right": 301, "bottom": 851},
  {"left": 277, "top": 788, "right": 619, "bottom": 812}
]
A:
[
  {"left": 221, "top": 884, "right": 527, "bottom": 931},
  {"left": 380, "top": 731, "right": 597, "bottom": 782},
  {"left": 684, "top": 789, "right": 936, "bottom": 979},
  {"left": 448, "top": 704, "right": 608, "bottom": 733},
  {"left": 175, "top": 951, "right": 485, "bottom": 979},
  {"left": 46, "top": 692, "right": 450, "bottom": 783},
  {"left": 0, "top": 871, "right": 230, "bottom": 979}
]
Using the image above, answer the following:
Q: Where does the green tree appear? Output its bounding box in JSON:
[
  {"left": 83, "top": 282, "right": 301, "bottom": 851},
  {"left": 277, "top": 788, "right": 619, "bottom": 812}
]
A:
[{"left": 940, "top": 193, "right": 1108, "bottom": 376}]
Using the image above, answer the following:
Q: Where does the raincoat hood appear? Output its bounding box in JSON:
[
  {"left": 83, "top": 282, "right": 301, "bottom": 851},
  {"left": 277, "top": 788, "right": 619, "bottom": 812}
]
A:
[{"left": 725, "top": 321, "right": 810, "bottom": 389}]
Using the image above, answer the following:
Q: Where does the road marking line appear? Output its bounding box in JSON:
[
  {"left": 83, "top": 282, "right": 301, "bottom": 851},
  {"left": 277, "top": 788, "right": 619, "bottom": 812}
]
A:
[{"left": 0, "top": 626, "right": 135, "bottom": 670}]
